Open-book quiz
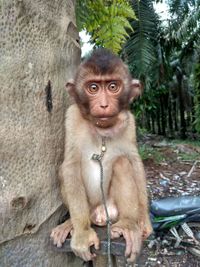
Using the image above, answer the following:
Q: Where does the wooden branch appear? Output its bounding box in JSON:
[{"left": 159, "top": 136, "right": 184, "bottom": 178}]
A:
[{"left": 51, "top": 225, "right": 126, "bottom": 257}]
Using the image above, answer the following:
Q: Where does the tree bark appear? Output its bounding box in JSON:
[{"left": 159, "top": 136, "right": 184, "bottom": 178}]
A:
[
  {"left": 0, "top": 0, "right": 81, "bottom": 266},
  {"left": 176, "top": 71, "right": 187, "bottom": 139},
  {"left": 173, "top": 98, "right": 178, "bottom": 132},
  {"left": 168, "top": 93, "right": 173, "bottom": 136},
  {"left": 160, "top": 96, "right": 166, "bottom": 136},
  {"left": 151, "top": 114, "right": 156, "bottom": 134},
  {"left": 156, "top": 106, "right": 162, "bottom": 135}
]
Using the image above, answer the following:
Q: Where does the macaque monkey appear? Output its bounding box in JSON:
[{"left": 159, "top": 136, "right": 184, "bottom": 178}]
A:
[{"left": 51, "top": 49, "right": 152, "bottom": 263}]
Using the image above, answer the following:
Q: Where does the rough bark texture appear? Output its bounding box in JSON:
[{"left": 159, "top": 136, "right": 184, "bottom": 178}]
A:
[{"left": 0, "top": 0, "right": 82, "bottom": 266}]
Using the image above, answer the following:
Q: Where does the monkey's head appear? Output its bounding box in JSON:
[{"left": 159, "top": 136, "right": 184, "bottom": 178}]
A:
[{"left": 66, "top": 48, "right": 142, "bottom": 128}]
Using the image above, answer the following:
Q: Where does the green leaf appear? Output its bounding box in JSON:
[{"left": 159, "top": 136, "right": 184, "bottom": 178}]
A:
[{"left": 76, "top": 0, "right": 136, "bottom": 53}]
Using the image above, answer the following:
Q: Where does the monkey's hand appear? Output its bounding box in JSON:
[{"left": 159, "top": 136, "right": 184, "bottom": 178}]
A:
[
  {"left": 111, "top": 221, "right": 142, "bottom": 263},
  {"left": 50, "top": 219, "right": 73, "bottom": 248},
  {"left": 71, "top": 228, "right": 99, "bottom": 261}
]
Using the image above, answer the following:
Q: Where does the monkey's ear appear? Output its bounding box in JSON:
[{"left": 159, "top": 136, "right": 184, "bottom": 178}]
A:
[
  {"left": 66, "top": 79, "right": 75, "bottom": 97},
  {"left": 129, "top": 79, "right": 143, "bottom": 103}
]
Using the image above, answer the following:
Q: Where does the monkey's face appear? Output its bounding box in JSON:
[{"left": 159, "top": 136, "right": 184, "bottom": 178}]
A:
[
  {"left": 66, "top": 75, "right": 141, "bottom": 129},
  {"left": 66, "top": 49, "right": 142, "bottom": 129},
  {"left": 83, "top": 78, "right": 123, "bottom": 128}
]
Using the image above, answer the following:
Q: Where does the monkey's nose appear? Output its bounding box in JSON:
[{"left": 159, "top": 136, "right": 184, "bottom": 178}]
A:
[{"left": 100, "top": 104, "right": 109, "bottom": 109}]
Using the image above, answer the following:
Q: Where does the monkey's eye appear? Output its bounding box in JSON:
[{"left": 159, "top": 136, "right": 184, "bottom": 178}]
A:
[
  {"left": 88, "top": 83, "right": 99, "bottom": 94},
  {"left": 108, "top": 82, "right": 119, "bottom": 93}
]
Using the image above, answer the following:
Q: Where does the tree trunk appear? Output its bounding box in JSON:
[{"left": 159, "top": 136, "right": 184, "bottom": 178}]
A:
[
  {"left": 0, "top": 0, "right": 82, "bottom": 266},
  {"left": 156, "top": 106, "right": 162, "bottom": 135},
  {"left": 146, "top": 112, "right": 151, "bottom": 131},
  {"left": 177, "top": 77, "right": 187, "bottom": 139},
  {"left": 173, "top": 98, "right": 178, "bottom": 132},
  {"left": 151, "top": 114, "right": 156, "bottom": 134},
  {"left": 168, "top": 93, "right": 173, "bottom": 136},
  {"left": 160, "top": 96, "right": 166, "bottom": 136}
]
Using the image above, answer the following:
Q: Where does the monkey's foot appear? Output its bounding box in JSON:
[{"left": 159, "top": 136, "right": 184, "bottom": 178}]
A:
[
  {"left": 50, "top": 219, "right": 73, "bottom": 248},
  {"left": 111, "top": 222, "right": 142, "bottom": 263},
  {"left": 142, "top": 222, "right": 153, "bottom": 240},
  {"left": 140, "top": 217, "right": 153, "bottom": 240}
]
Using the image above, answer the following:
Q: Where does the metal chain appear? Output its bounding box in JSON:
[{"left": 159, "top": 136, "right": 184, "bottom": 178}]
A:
[{"left": 91, "top": 137, "right": 113, "bottom": 267}]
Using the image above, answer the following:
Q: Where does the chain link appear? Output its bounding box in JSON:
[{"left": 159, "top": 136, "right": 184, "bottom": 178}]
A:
[{"left": 91, "top": 137, "right": 113, "bottom": 267}]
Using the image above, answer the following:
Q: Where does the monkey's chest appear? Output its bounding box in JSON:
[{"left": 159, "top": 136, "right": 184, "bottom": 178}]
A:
[{"left": 81, "top": 147, "right": 113, "bottom": 205}]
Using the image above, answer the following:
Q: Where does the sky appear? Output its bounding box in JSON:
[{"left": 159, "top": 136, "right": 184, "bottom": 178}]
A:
[
  {"left": 79, "top": 31, "right": 94, "bottom": 57},
  {"left": 80, "top": 1, "right": 169, "bottom": 57}
]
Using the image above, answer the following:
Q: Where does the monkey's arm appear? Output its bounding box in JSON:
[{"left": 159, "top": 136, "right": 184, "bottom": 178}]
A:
[
  {"left": 59, "top": 157, "right": 90, "bottom": 231},
  {"left": 59, "top": 105, "right": 91, "bottom": 230},
  {"left": 59, "top": 105, "right": 99, "bottom": 261}
]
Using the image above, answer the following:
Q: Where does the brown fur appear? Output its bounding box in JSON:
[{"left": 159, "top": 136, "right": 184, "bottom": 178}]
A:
[{"left": 51, "top": 49, "right": 152, "bottom": 263}]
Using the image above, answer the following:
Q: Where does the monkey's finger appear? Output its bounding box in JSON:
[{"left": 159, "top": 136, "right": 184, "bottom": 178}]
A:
[
  {"left": 81, "top": 251, "right": 93, "bottom": 262},
  {"left": 73, "top": 250, "right": 88, "bottom": 262},
  {"left": 127, "top": 251, "right": 137, "bottom": 263},
  {"left": 70, "top": 229, "right": 74, "bottom": 236},
  {"left": 56, "top": 238, "right": 63, "bottom": 248},
  {"left": 132, "top": 230, "right": 142, "bottom": 253},
  {"left": 50, "top": 230, "right": 54, "bottom": 238},
  {"left": 123, "top": 230, "right": 132, "bottom": 257},
  {"left": 51, "top": 230, "right": 62, "bottom": 247},
  {"left": 127, "top": 247, "right": 138, "bottom": 263},
  {"left": 50, "top": 228, "right": 59, "bottom": 239},
  {"left": 111, "top": 226, "right": 122, "bottom": 239},
  {"left": 78, "top": 247, "right": 94, "bottom": 262},
  {"left": 111, "top": 231, "right": 121, "bottom": 239},
  {"left": 91, "top": 236, "right": 100, "bottom": 250},
  {"left": 88, "top": 232, "right": 100, "bottom": 250},
  {"left": 60, "top": 229, "right": 71, "bottom": 243},
  {"left": 127, "top": 231, "right": 140, "bottom": 263},
  {"left": 56, "top": 232, "right": 64, "bottom": 248}
]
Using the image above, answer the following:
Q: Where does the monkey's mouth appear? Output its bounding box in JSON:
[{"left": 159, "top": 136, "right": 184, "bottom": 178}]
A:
[
  {"left": 93, "top": 116, "right": 118, "bottom": 128},
  {"left": 98, "top": 117, "right": 112, "bottom": 121}
]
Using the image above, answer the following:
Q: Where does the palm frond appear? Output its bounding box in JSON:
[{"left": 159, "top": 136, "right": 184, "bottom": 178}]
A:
[
  {"left": 76, "top": 0, "right": 137, "bottom": 53},
  {"left": 124, "top": 0, "right": 159, "bottom": 84},
  {"left": 165, "top": 0, "right": 200, "bottom": 43}
]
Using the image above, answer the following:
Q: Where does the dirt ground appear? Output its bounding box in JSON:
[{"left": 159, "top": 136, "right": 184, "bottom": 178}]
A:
[{"left": 136, "top": 136, "right": 200, "bottom": 267}]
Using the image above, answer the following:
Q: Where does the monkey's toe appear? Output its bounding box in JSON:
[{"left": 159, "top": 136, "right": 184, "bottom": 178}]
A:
[{"left": 50, "top": 220, "right": 73, "bottom": 247}]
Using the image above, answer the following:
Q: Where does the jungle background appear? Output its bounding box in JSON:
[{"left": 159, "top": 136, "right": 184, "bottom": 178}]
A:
[{"left": 76, "top": 0, "right": 200, "bottom": 266}]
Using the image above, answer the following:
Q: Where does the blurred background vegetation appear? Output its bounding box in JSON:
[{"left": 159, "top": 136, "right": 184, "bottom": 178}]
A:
[{"left": 75, "top": 0, "right": 200, "bottom": 140}]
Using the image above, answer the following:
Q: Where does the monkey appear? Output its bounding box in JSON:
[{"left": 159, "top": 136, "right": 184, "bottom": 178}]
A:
[{"left": 50, "top": 48, "right": 152, "bottom": 263}]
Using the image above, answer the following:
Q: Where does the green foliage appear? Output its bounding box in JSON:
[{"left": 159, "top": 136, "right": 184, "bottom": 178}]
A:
[
  {"left": 128, "top": 0, "right": 200, "bottom": 139},
  {"left": 139, "top": 144, "right": 165, "bottom": 163},
  {"left": 167, "top": 0, "right": 198, "bottom": 17},
  {"left": 178, "top": 152, "right": 200, "bottom": 161},
  {"left": 194, "top": 62, "right": 200, "bottom": 133},
  {"left": 124, "top": 0, "right": 159, "bottom": 84},
  {"left": 76, "top": 0, "right": 136, "bottom": 53},
  {"left": 139, "top": 139, "right": 200, "bottom": 164},
  {"left": 165, "top": 0, "right": 200, "bottom": 56},
  {"left": 171, "top": 139, "right": 200, "bottom": 147}
]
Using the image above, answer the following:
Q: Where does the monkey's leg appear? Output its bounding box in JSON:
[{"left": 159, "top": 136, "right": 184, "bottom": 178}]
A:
[
  {"left": 128, "top": 154, "right": 152, "bottom": 240},
  {"left": 110, "top": 156, "right": 142, "bottom": 263},
  {"left": 58, "top": 160, "right": 100, "bottom": 262},
  {"left": 50, "top": 219, "right": 73, "bottom": 248}
]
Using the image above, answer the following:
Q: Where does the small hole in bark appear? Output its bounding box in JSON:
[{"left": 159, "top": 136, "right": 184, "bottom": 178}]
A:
[
  {"left": 23, "top": 223, "right": 36, "bottom": 233},
  {"left": 45, "top": 80, "right": 53, "bottom": 113},
  {"left": 11, "top": 196, "right": 27, "bottom": 209}
]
